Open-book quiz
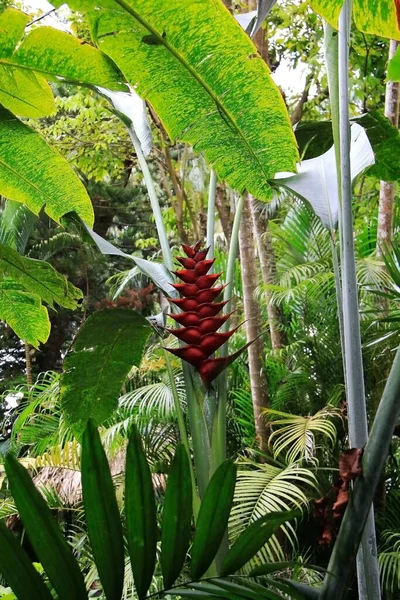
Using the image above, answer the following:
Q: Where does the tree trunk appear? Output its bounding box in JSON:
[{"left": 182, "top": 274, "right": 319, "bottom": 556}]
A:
[
  {"left": 238, "top": 193, "right": 270, "bottom": 453},
  {"left": 376, "top": 40, "right": 399, "bottom": 257},
  {"left": 215, "top": 183, "right": 233, "bottom": 245},
  {"left": 249, "top": 196, "right": 287, "bottom": 351},
  {"left": 24, "top": 342, "right": 33, "bottom": 388}
]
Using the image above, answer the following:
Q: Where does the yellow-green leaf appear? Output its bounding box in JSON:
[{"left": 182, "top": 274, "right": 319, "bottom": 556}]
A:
[
  {"left": 388, "top": 43, "right": 400, "bottom": 81},
  {"left": 309, "top": 0, "right": 400, "bottom": 39},
  {"left": 0, "top": 244, "right": 83, "bottom": 309},
  {"left": 0, "top": 66, "right": 55, "bottom": 118},
  {"left": 84, "top": 0, "right": 297, "bottom": 200},
  {"left": 0, "top": 106, "right": 94, "bottom": 225},
  {"left": 0, "top": 8, "right": 29, "bottom": 59},
  {"left": 0, "top": 279, "right": 50, "bottom": 348},
  {"left": 11, "top": 26, "right": 127, "bottom": 91}
]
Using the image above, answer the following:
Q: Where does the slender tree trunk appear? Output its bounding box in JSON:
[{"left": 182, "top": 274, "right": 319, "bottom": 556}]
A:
[
  {"left": 215, "top": 183, "right": 233, "bottom": 245},
  {"left": 24, "top": 342, "right": 33, "bottom": 388},
  {"left": 238, "top": 193, "right": 270, "bottom": 453},
  {"left": 376, "top": 40, "right": 399, "bottom": 257},
  {"left": 249, "top": 196, "right": 287, "bottom": 351}
]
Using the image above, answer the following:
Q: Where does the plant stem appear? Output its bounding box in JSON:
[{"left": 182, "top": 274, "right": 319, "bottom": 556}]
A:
[
  {"left": 207, "top": 171, "right": 217, "bottom": 262},
  {"left": 320, "top": 345, "right": 400, "bottom": 599},
  {"left": 211, "top": 194, "right": 244, "bottom": 474},
  {"left": 128, "top": 128, "right": 173, "bottom": 272},
  {"left": 323, "top": 3, "right": 381, "bottom": 597},
  {"left": 163, "top": 349, "right": 200, "bottom": 518}
]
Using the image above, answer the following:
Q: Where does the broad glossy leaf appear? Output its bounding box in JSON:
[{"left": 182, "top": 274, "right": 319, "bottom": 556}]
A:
[
  {"left": 80, "top": 0, "right": 297, "bottom": 200},
  {"left": 125, "top": 425, "right": 157, "bottom": 600},
  {"left": 388, "top": 44, "right": 400, "bottom": 81},
  {"left": 79, "top": 220, "right": 177, "bottom": 296},
  {"left": 4, "top": 454, "right": 87, "bottom": 600},
  {"left": 275, "top": 123, "right": 374, "bottom": 229},
  {"left": 295, "top": 112, "right": 400, "bottom": 183},
  {"left": 191, "top": 460, "right": 237, "bottom": 580},
  {"left": 309, "top": 0, "right": 400, "bottom": 39},
  {"left": 0, "top": 521, "right": 53, "bottom": 600},
  {"left": 221, "top": 510, "right": 299, "bottom": 576},
  {"left": 97, "top": 87, "right": 152, "bottom": 156},
  {"left": 61, "top": 309, "right": 151, "bottom": 432},
  {"left": 0, "top": 244, "right": 82, "bottom": 309},
  {"left": 0, "top": 9, "right": 29, "bottom": 59},
  {"left": 0, "top": 279, "right": 50, "bottom": 348},
  {"left": 0, "top": 9, "right": 55, "bottom": 117},
  {"left": 11, "top": 26, "right": 127, "bottom": 91},
  {"left": 0, "top": 65, "right": 55, "bottom": 119},
  {"left": 161, "top": 444, "right": 192, "bottom": 589},
  {"left": 81, "top": 420, "right": 124, "bottom": 600},
  {"left": 0, "top": 107, "right": 94, "bottom": 225}
]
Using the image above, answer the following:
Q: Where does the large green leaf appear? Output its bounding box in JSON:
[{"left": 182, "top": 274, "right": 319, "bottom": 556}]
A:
[
  {"left": 161, "top": 444, "right": 192, "bottom": 589},
  {"left": 62, "top": 0, "right": 298, "bottom": 200},
  {"left": 10, "top": 26, "right": 127, "bottom": 91},
  {"left": 0, "top": 521, "right": 53, "bottom": 600},
  {"left": 309, "top": 0, "right": 400, "bottom": 39},
  {"left": 388, "top": 44, "right": 400, "bottom": 82},
  {"left": 221, "top": 511, "right": 299, "bottom": 576},
  {"left": 0, "top": 106, "right": 94, "bottom": 225},
  {"left": 0, "top": 244, "right": 82, "bottom": 308},
  {"left": 191, "top": 460, "right": 237, "bottom": 580},
  {"left": 4, "top": 454, "right": 87, "bottom": 600},
  {"left": 61, "top": 309, "right": 151, "bottom": 432},
  {"left": 81, "top": 420, "right": 124, "bottom": 600},
  {"left": 125, "top": 425, "right": 157, "bottom": 600},
  {"left": 294, "top": 112, "right": 400, "bottom": 183},
  {"left": 0, "top": 9, "right": 54, "bottom": 118},
  {"left": 0, "top": 279, "right": 50, "bottom": 348}
]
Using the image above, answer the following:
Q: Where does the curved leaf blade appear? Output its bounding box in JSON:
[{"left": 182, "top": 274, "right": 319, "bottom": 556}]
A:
[
  {"left": 191, "top": 460, "right": 237, "bottom": 580},
  {"left": 125, "top": 424, "right": 157, "bottom": 600},
  {"left": 0, "top": 245, "right": 82, "bottom": 309},
  {"left": 0, "top": 107, "right": 94, "bottom": 225},
  {"left": 221, "top": 510, "right": 299, "bottom": 576},
  {"left": 0, "top": 521, "right": 53, "bottom": 600},
  {"left": 0, "top": 279, "right": 50, "bottom": 347},
  {"left": 0, "top": 67, "right": 55, "bottom": 118},
  {"left": 4, "top": 454, "right": 87, "bottom": 600},
  {"left": 81, "top": 420, "right": 124, "bottom": 600},
  {"left": 86, "top": 0, "right": 297, "bottom": 200},
  {"left": 61, "top": 309, "right": 151, "bottom": 433},
  {"left": 11, "top": 26, "right": 127, "bottom": 91},
  {"left": 161, "top": 444, "right": 192, "bottom": 589},
  {"left": 0, "top": 9, "right": 29, "bottom": 59}
]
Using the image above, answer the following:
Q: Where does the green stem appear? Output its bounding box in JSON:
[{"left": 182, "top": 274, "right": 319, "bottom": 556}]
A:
[
  {"left": 212, "top": 194, "right": 245, "bottom": 474},
  {"left": 323, "top": 4, "right": 381, "bottom": 597},
  {"left": 163, "top": 349, "right": 200, "bottom": 519},
  {"left": 320, "top": 345, "right": 400, "bottom": 599},
  {"left": 207, "top": 171, "right": 217, "bottom": 262},
  {"left": 128, "top": 128, "right": 173, "bottom": 271}
]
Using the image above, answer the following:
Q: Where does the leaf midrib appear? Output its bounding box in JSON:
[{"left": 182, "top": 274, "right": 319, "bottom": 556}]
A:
[{"left": 112, "top": 0, "right": 273, "bottom": 183}]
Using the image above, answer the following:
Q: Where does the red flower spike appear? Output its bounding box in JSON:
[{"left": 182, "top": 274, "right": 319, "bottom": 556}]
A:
[
  {"left": 196, "top": 286, "right": 225, "bottom": 304},
  {"left": 177, "top": 257, "right": 196, "bottom": 269},
  {"left": 164, "top": 345, "right": 208, "bottom": 368},
  {"left": 194, "top": 259, "right": 215, "bottom": 275},
  {"left": 169, "top": 297, "right": 199, "bottom": 311},
  {"left": 196, "top": 273, "right": 222, "bottom": 290},
  {"left": 197, "top": 301, "right": 228, "bottom": 318},
  {"left": 194, "top": 248, "right": 209, "bottom": 262},
  {"left": 174, "top": 269, "right": 198, "bottom": 284},
  {"left": 166, "top": 327, "right": 203, "bottom": 345},
  {"left": 165, "top": 242, "right": 257, "bottom": 387},
  {"left": 172, "top": 283, "right": 199, "bottom": 297},
  {"left": 198, "top": 314, "right": 232, "bottom": 334},
  {"left": 168, "top": 312, "right": 201, "bottom": 327}
]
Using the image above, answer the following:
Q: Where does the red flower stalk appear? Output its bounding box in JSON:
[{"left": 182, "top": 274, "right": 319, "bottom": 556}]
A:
[{"left": 164, "top": 242, "right": 247, "bottom": 387}]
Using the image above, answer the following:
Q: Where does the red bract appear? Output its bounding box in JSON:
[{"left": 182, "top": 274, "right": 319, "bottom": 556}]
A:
[{"left": 164, "top": 243, "right": 248, "bottom": 387}]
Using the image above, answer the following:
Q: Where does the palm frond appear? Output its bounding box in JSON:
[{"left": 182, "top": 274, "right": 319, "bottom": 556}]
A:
[
  {"left": 28, "top": 232, "right": 81, "bottom": 260},
  {"left": 264, "top": 407, "right": 341, "bottom": 464},
  {"left": 230, "top": 461, "right": 318, "bottom": 565}
]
